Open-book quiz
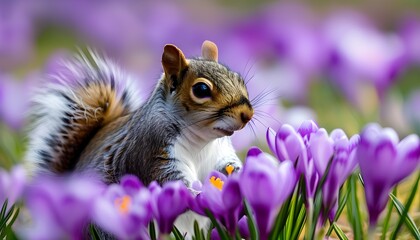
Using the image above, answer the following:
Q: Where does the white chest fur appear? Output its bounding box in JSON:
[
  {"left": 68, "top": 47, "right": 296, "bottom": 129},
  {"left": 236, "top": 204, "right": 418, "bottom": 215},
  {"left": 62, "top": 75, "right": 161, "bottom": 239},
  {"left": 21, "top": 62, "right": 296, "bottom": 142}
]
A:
[
  {"left": 169, "top": 135, "right": 241, "bottom": 238},
  {"left": 169, "top": 136, "right": 240, "bottom": 186}
]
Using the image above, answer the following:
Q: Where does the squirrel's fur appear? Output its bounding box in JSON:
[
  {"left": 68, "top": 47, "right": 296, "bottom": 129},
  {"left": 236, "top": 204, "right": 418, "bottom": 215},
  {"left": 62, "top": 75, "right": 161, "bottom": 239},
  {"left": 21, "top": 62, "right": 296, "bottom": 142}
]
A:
[
  {"left": 26, "top": 41, "right": 253, "bottom": 188},
  {"left": 26, "top": 41, "right": 254, "bottom": 237},
  {"left": 26, "top": 52, "right": 141, "bottom": 175}
]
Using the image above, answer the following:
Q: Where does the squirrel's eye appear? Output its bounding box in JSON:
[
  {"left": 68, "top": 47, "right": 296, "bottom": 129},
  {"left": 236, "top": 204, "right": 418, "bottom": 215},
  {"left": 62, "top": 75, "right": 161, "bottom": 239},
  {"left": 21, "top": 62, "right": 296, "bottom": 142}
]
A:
[{"left": 192, "top": 82, "right": 212, "bottom": 99}]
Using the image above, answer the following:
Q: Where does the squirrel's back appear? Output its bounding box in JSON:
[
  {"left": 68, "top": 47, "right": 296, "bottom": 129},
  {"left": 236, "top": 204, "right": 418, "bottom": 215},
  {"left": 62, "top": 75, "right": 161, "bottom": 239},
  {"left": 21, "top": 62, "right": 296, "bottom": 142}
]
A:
[{"left": 25, "top": 51, "right": 141, "bottom": 174}]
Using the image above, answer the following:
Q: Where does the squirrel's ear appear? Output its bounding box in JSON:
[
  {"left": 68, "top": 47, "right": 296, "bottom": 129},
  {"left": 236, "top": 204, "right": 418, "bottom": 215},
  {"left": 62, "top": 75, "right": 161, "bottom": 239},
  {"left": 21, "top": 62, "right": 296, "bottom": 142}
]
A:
[
  {"left": 201, "top": 40, "right": 218, "bottom": 62},
  {"left": 162, "top": 44, "right": 188, "bottom": 78}
]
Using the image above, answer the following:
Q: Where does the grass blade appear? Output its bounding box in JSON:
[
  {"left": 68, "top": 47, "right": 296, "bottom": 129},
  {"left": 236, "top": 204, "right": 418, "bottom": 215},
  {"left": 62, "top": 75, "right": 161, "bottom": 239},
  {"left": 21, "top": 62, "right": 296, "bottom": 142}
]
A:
[
  {"left": 269, "top": 193, "right": 292, "bottom": 240},
  {"left": 205, "top": 209, "right": 230, "bottom": 240},
  {"left": 326, "top": 181, "right": 350, "bottom": 236},
  {"left": 172, "top": 225, "right": 185, "bottom": 240},
  {"left": 381, "top": 188, "right": 397, "bottom": 240},
  {"left": 149, "top": 221, "right": 157, "bottom": 240},
  {"left": 332, "top": 223, "right": 349, "bottom": 240},
  {"left": 389, "top": 193, "right": 420, "bottom": 240},
  {"left": 290, "top": 203, "right": 306, "bottom": 240},
  {"left": 243, "top": 200, "right": 258, "bottom": 240},
  {"left": 193, "top": 220, "right": 202, "bottom": 240},
  {"left": 348, "top": 174, "right": 363, "bottom": 240},
  {"left": 89, "top": 225, "right": 101, "bottom": 240}
]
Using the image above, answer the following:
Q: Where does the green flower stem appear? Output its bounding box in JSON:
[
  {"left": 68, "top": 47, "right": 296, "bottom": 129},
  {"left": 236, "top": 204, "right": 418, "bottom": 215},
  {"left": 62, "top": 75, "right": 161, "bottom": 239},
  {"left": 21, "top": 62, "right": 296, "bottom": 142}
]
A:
[{"left": 305, "top": 198, "right": 314, "bottom": 240}]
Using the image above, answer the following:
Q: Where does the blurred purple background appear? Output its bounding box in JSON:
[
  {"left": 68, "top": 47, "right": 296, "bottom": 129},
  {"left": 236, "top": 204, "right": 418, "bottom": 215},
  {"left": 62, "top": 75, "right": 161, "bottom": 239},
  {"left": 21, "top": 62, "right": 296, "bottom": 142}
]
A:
[{"left": 0, "top": 0, "right": 419, "bottom": 160}]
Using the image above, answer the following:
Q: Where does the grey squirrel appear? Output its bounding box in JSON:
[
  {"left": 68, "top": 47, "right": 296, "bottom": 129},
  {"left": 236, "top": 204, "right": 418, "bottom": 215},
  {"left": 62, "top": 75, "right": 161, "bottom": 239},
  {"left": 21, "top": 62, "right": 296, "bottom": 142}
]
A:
[{"left": 25, "top": 40, "right": 254, "bottom": 187}]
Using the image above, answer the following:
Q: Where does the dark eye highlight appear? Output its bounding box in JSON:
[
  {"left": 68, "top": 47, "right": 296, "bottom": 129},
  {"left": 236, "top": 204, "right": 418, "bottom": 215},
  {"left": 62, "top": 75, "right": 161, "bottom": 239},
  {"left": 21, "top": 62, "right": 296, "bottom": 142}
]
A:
[{"left": 192, "top": 82, "right": 212, "bottom": 99}]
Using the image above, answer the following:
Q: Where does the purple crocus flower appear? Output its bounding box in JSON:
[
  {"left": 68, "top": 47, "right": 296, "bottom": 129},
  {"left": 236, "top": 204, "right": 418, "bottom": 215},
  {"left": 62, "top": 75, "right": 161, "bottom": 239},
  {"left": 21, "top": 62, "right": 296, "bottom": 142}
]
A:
[
  {"left": 92, "top": 175, "right": 152, "bottom": 239},
  {"left": 192, "top": 171, "right": 242, "bottom": 236},
  {"left": 240, "top": 147, "right": 296, "bottom": 239},
  {"left": 309, "top": 128, "right": 360, "bottom": 222},
  {"left": 23, "top": 173, "right": 105, "bottom": 240},
  {"left": 267, "top": 120, "right": 359, "bottom": 222},
  {"left": 0, "top": 165, "right": 26, "bottom": 209},
  {"left": 357, "top": 123, "right": 420, "bottom": 226},
  {"left": 266, "top": 120, "right": 319, "bottom": 199},
  {"left": 149, "top": 180, "right": 193, "bottom": 235}
]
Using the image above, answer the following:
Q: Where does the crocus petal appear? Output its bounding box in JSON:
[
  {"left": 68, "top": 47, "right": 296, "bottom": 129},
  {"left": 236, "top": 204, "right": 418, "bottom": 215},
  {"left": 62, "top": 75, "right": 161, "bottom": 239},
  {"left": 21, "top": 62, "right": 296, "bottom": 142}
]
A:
[
  {"left": 247, "top": 146, "right": 263, "bottom": 158},
  {"left": 330, "top": 128, "right": 347, "bottom": 142},
  {"left": 222, "top": 178, "right": 242, "bottom": 211},
  {"left": 310, "top": 128, "right": 334, "bottom": 176},
  {"left": 238, "top": 216, "right": 250, "bottom": 239},
  {"left": 121, "top": 175, "right": 143, "bottom": 194},
  {"left": 275, "top": 124, "right": 305, "bottom": 163},
  {"left": 297, "top": 120, "right": 318, "bottom": 139},
  {"left": 394, "top": 134, "right": 420, "bottom": 182},
  {"left": 266, "top": 127, "right": 277, "bottom": 155}
]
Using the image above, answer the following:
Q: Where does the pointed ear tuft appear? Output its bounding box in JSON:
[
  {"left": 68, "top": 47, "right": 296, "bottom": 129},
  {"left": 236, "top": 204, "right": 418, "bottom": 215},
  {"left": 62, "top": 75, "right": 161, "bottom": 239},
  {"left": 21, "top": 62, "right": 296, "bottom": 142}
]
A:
[
  {"left": 201, "top": 40, "right": 218, "bottom": 62},
  {"left": 162, "top": 44, "right": 188, "bottom": 77}
]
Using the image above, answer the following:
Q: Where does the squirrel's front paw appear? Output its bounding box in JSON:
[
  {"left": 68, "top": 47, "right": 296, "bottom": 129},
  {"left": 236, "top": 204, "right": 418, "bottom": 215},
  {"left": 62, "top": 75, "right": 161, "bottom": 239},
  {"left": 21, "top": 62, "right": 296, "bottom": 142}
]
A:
[{"left": 219, "top": 162, "right": 242, "bottom": 176}]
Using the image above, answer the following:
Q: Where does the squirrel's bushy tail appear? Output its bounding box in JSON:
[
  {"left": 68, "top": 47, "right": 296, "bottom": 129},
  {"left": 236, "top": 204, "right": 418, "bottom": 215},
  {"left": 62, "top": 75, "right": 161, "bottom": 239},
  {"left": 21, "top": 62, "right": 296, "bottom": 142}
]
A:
[{"left": 26, "top": 51, "right": 141, "bottom": 174}]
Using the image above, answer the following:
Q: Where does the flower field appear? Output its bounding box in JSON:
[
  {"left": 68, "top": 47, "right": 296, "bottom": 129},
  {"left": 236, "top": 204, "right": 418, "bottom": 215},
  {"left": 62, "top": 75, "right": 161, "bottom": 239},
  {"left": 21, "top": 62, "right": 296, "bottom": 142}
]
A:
[{"left": 0, "top": 1, "right": 419, "bottom": 239}]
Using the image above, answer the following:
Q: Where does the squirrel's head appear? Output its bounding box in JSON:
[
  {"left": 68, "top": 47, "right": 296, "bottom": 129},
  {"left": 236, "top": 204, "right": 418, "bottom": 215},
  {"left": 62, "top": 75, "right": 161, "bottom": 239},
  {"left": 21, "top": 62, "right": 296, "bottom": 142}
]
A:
[{"left": 161, "top": 40, "right": 254, "bottom": 139}]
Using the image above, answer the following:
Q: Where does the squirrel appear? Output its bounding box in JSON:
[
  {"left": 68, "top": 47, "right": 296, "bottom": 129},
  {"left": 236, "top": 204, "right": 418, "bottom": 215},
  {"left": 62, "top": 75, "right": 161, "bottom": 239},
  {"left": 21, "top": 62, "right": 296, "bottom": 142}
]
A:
[{"left": 25, "top": 40, "right": 254, "bottom": 188}]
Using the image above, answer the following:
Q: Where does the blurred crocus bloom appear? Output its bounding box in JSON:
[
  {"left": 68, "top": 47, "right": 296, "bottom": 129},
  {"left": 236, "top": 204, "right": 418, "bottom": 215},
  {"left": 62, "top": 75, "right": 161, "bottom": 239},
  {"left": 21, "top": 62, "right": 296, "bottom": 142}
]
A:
[
  {"left": 0, "top": 165, "right": 26, "bottom": 209},
  {"left": 24, "top": 174, "right": 105, "bottom": 240},
  {"left": 192, "top": 171, "right": 242, "bottom": 235},
  {"left": 357, "top": 123, "right": 420, "bottom": 226},
  {"left": 324, "top": 12, "right": 406, "bottom": 105},
  {"left": 149, "top": 180, "right": 193, "bottom": 235},
  {"left": 0, "top": 74, "right": 37, "bottom": 130},
  {"left": 240, "top": 147, "right": 296, "bottom": 239},
  {"left": 92, "top": 175, "right": 152, "bottom": 239},
  {"left": 399, "top": 18, "right": 420, "bottom": 64},
  {"left": 0, "top": 0, "right": 34, "bottom": 70}
]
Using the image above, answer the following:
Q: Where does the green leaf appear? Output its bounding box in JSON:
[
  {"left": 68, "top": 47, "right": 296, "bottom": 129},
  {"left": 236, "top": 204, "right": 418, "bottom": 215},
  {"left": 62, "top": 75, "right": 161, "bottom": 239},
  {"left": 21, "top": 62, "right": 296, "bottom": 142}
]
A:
[
  {"left": 194, "top": 220, "right": 202, "bottom": 240},
  {"left": 149, "top": 221, "right": 157, "bottom": 240},
  {"left": 0, "top": 199, "right": 8, "bottom": 220},
  {"left": 389, "top": 192, "right": 420, "bottom": 240},
  {"left": 326, "top": 181, "right": 350, "bottom": 236},
  {"left": 7, "top": 207, "right": 19, "bottom": 229},
  {"left": 0, "top": 203, "right": 14, "bottom": 232},
  {"left": 205, "top": 209, "right": 230, "bottom": 240},
  {"left": 348, "top": 174, "right": 363, "bottom": 240},
  {"left": 290, "top": 203, "right": 306, "bottom": 240},
  {"left": 89, "top": 225, "right": 101, "bottom": 240},
  {"left": 172, "top": 225, "right": 185, "bottom": 240},
  {"left": 269, "top": 191, "right": 293, "bottom": 240},
  {"left": 243, "top": 200, "right": 258, "bottom": 240},
  {"left": 332, "top": 223, "right": 349, "bottom": 240},
  {"left": 4, "top": 226, "right": 19, "bottom": 240},
  {"left": 381, "top": 188, "right": 397, "bottom": 240}
]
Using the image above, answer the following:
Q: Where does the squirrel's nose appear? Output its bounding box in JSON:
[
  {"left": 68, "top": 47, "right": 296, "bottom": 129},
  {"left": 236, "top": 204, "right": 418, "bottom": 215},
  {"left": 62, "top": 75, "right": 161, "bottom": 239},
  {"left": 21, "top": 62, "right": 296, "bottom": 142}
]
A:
[{"left": 240, "top": 111, "right": 252, "bottom": 124}]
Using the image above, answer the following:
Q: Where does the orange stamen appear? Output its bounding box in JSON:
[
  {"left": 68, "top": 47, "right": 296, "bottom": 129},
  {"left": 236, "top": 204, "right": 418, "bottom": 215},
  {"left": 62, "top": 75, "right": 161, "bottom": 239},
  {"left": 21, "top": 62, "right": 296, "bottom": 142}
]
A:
[
  {"left": 114, "top": 195, "right": 131, "bottom": 214},
  {"left": 210, "top": 176, "right": 224, "bottom": 190},
  {"left": 225, "top": 165, "right": 234, "bottom": 175}
]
